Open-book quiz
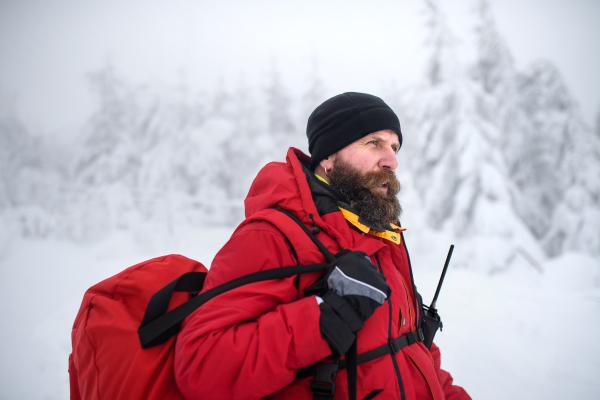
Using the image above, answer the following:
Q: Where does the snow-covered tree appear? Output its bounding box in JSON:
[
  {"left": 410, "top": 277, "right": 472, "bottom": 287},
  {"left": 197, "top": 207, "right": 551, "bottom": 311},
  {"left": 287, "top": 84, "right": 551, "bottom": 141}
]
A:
[
  {"left": 0, "top": 109, "right": 35, "bottom": 210},
  {"left": 216, "top": 76, "right": 264, "bottom": 201},
  {"left": 0, "top": 95, "right": 68, "bottom": 239},
  {"left": 470, "top": 0, "right": 515, "bottom": 102},
  {"left": 210, "top": 77, "right": 236, "bottom": 119},
  {"left": 265, "top": 62, "right": 295, "bottom": 137},
  {"left": 596, "top": 105, "right": 600, "bottom": 139},
  {"left": 395, "top": 0, "right": 550, "bottom": 271},
  {"left": 66, "top": 64, "right": 139, "bottom": 239},
  {"left": 502, "top": 60, "right": 600, "bottom": 257},
  {"left": 402, "top": 0, "right": 466, "bottom": 231},
  {"left": 505, "top": 61, "right": 571, "bottom": 237},
  {"left": 422, "top": 0, "right": 459, "bottom": 87},
  {"left": 300, "top": 58, "right": 327, "bottom": 124}
]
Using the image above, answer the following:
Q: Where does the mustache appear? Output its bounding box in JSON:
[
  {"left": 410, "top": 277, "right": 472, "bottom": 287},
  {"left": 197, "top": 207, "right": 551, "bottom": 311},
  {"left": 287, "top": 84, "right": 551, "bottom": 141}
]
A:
[{"left": 362, "top": 169, "right": 401, "bottom": 196}]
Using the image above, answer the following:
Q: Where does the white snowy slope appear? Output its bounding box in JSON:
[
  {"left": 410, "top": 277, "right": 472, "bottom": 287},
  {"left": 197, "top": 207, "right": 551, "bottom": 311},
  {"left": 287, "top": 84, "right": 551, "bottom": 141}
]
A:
[{"left": 0, "top": 226, "right": 598, "bottom": 400}]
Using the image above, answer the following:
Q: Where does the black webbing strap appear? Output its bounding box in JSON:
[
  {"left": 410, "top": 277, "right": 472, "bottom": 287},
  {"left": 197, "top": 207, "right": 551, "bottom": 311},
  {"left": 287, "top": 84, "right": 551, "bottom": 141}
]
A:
[
  {"left": 138, "top": 271, "right": 207, "bottom": 345},
  {"left": 274, "top": 208, "right": 335, "bottom": 263},
  {"left": 346, "top": 340, "right": 358, "bottom": 400},
  {"left": 138, "top": 262, "right": 328, "bottom": 348},
  {"left": 296, "top": 329, "right": 424, "bottom": 379}
]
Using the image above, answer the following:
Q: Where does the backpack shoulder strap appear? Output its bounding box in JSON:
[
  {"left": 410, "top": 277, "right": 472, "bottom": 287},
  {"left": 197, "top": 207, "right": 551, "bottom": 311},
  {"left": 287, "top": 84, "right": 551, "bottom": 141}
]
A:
[
  {"left": 138, "top": 208, "right": 333, "bottom": 348},
  {"left": 272, "top": 208, "right": 335, "bottom": 263},
  {"left": 242, "top": 208, "right": 335, "bottom": 265}
]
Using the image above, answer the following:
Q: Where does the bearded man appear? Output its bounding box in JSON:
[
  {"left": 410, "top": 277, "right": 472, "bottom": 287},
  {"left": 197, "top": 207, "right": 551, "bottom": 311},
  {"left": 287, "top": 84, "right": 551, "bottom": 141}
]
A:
[{"left": 174, "top": 93, "right": 471, "bottom": 400}]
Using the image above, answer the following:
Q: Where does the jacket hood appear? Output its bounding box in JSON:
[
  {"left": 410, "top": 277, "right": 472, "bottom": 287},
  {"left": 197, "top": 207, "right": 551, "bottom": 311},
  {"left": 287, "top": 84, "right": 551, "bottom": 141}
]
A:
[{"left": 244, "top": 148, "right": 319, "bottom": 223}]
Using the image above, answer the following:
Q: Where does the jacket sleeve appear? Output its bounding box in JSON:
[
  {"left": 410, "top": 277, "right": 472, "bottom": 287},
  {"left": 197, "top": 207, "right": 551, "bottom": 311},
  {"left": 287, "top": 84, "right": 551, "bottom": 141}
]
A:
[
  {"left": 174, "top": 222, "right": 332, "bottom": 400},
  {"left": 429, "top": 342, "right": 472, "bottom": 400}
]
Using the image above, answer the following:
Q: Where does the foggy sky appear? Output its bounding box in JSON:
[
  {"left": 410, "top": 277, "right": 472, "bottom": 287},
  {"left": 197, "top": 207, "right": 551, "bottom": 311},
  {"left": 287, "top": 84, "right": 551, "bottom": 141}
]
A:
[{"left": 1, "top": 0, "right": 599, "bottom": 134}]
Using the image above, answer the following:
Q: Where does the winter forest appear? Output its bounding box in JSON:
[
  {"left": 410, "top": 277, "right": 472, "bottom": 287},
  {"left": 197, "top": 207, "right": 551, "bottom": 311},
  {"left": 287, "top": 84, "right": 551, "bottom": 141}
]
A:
[
  {"left": 1, "top": 0, "right": 599, "bottom": 399},
  {"left": 2, "top": 1, "right": 600, "bottom": 260}
]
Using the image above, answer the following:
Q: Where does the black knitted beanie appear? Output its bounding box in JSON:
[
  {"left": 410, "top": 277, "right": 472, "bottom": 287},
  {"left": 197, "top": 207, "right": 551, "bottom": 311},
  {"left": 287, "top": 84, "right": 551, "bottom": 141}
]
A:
[{"left": 307, "top": 92, "right": 402, "bottom": 170}]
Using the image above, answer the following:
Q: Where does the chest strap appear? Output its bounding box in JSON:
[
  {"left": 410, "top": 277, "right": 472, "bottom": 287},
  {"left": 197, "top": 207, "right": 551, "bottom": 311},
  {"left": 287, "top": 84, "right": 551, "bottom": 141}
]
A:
[{"left": 296, "top": 329, "right": 424, "bottom": 380}]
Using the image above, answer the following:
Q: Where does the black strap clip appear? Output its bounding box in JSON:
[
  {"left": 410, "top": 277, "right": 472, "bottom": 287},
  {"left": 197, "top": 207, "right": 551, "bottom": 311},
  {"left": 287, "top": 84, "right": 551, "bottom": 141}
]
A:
[
  {"left": 389, "top": 329, "right": 424, "bottom": 354},
  {"left": 310, "top": 357, "right": 339, "bottom": 396},
  {"left": 389, "top": 337, "right": 404, "bottom": 354}
]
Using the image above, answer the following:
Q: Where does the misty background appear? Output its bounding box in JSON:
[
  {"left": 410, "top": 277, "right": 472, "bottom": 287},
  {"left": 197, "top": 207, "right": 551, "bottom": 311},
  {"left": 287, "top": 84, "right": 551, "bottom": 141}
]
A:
[{"left": 0, "top": 0, "right": 599, "bottom": 399}]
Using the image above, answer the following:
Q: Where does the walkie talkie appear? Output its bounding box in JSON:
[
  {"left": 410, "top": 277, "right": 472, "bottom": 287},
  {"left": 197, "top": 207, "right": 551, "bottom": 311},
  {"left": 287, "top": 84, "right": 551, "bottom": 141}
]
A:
[{"left": 420, "top": 245, "right": 454, "bottom": 349}]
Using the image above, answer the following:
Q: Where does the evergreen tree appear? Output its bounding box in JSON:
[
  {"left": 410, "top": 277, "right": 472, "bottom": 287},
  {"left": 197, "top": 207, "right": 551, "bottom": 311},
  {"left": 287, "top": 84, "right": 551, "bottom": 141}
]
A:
[
  {"left": 398, "top": 0, "right": 539, "bottom": 272},
  {"left": 470, "top": 0, "right": 515, "bottom": 101},
  {"left": 402, "top": 0, "right": 466, "bottom": 231},
  {"left": 217, "top": 76, "right": 262, "bottom": 200},
  {"left": 596, "top": 105, "right": 600, "bottom": 139},
  {"left": 301, "top": 57, "right": 326, "bottom": 123},
  {"left": 0, "top": 96, "right": 64, "bottom": 238},
  {"left": 295, "top": 57, "right": 327, "bottom": 153},
  {"left": 504, "top": 60, "right": 600, "bottom": 257},
  {"left": 211, "top": 76, "right": 236, "bottom": 119},
  {"left": 68, "top": 63, "right": 143, "bottom": 239},
  {"left": 506, "top": 62, "right": 570, "bottom": 238},
  {"left": 0, "top": 106, "right": 34, "bottom": 209},
  {"left": 422, "top": 0, "right": 459, "bottom": 87},
  {"left": 265, "top": 62, "right": 295, "bottom": 137}
]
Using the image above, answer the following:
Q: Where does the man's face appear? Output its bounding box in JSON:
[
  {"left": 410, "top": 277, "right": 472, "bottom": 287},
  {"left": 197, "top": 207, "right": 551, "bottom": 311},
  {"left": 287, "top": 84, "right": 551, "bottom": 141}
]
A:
[
  {"left": 332, "top": 130, "right": 399, "bottom": 197},
  {"left": 327, "top": 130, "right": 402, "bottom": 226},
  {"left": 331, "top": 130, "right": 400, "bottom": 195}
]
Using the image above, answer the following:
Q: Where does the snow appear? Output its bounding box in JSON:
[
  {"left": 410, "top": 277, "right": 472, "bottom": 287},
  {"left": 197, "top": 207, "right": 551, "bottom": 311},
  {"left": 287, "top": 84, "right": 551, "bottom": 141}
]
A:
[{"left": 0, "top": 226, "right": 598, "bottom": 399}]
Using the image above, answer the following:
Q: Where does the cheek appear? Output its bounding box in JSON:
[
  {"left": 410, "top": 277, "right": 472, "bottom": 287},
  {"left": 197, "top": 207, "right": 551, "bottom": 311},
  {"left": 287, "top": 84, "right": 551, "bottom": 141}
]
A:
[
  {"left": 338, "top": 148, "right": 379, "bottom": 172},
  {"left": 356, "top": 156, "right": 379, "bottom": 172}
]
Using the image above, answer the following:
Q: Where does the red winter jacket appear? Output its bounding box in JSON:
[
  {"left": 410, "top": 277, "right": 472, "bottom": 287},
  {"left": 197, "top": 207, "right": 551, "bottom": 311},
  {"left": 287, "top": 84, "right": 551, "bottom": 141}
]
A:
[{"left": 174, "top": 148, "right": 470, "bottom": 400}]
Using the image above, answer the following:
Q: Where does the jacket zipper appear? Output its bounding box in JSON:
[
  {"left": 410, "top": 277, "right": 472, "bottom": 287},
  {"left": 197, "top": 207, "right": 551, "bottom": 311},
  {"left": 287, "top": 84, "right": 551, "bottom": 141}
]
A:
[
  {"left": 398, "top": 273, "right": 415, "bottom": 333},
  {"left": 399, "top": 230, "right": 420, "bottom": 328}
]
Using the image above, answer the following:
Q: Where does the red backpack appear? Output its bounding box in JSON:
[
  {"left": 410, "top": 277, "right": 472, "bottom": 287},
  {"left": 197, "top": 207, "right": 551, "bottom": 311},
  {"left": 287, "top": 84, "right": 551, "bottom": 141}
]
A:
[{"left": 69, "top": 254, "right": 207, "bottom": 400}]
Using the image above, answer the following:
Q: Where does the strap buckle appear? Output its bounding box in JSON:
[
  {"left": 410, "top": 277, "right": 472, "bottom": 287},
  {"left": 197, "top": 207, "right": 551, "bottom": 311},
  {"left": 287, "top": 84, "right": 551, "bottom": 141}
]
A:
[
  {"left": 389, "top": 330, "right": 424, "bottom": 354},
  {"left": 389, "top": 337, "right": 403, "bottom": 354},
  {"left": 310, "top": 357, "right": 339, "bottom": 396},
  {"left": 407, "top": 331, "right": 419, "bottom": 345}
]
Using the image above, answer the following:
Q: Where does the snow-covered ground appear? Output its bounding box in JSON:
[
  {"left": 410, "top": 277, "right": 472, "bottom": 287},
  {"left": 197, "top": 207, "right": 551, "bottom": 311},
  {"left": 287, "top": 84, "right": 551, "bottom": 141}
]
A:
[{"left": 0, "top": 226, "right": 598, "bottom": 399}]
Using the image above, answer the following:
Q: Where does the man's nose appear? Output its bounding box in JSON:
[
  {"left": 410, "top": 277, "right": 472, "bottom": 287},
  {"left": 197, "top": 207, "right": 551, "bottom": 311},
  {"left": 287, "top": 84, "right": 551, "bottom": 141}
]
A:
[{"left": 379, "top": 148, "right": 398, "bottom": 172}]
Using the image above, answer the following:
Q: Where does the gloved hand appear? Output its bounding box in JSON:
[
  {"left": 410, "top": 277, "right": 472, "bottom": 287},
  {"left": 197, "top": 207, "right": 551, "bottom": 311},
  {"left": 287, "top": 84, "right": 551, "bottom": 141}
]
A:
[{"left": 318, "top": 250, "right": 391, "bottom": 355}]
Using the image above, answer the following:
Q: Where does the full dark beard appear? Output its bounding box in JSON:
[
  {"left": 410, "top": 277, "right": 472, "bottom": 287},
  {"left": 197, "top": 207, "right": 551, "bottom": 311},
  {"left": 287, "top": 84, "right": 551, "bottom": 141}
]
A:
[{"left": 328, "top": 158, "right": 402, "bottom": 228}]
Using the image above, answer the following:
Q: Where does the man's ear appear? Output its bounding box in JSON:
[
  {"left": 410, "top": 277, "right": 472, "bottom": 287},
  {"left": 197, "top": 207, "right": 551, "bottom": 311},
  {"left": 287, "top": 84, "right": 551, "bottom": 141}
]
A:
[
  {"left": 314, "top": 156, "right": 334, "bottom": 183},
  {"left": 319, "top": 154, "right": 336, "bottom": 171}
]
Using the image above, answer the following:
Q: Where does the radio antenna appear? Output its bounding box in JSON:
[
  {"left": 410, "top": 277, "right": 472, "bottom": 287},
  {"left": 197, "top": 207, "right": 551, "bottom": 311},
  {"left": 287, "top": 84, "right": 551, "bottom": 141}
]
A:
[{"left": 430, "top": 245, "right": 454, "bottom": 311}]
